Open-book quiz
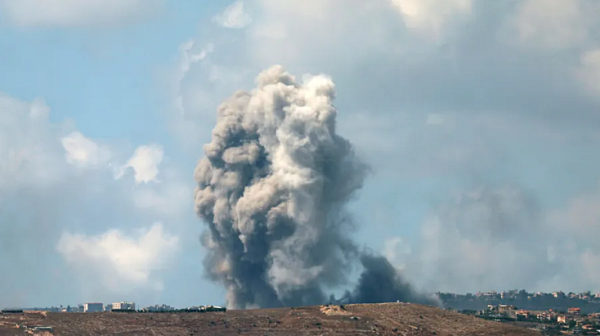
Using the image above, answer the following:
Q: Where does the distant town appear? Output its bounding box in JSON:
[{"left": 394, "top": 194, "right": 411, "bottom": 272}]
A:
[
  {"left": 440, "top": 290, "right": 600, "bottom": 334},
  {"left": 1, "top": 302, "right": 225, "bottom": 314}
]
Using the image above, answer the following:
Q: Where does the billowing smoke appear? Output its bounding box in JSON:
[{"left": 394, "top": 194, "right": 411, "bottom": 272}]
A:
[
  {"left": 338, "top": 254, "right": 436, "bottom": 305},
  {"left": 194, "top": 65, "right": 435, "bottom": 309}
]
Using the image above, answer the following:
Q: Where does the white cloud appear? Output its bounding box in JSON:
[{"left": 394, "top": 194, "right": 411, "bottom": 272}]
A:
[
  {"left": 547, "top": 187, "right": 600, "bottom": 249},
  {"left": 179, "top": 41, "right": 214, "bottom": 78},
  {"left": 577, "top": 49, "right": 600, "bottom": 95},
  {"left": 537, "top": 188, "right": 600, "bottom": 292},
  {"left": 383, "top": 236, "right": 411, "bottom": 271},
  {"left": 241, "top": 0, "right": 398, "bottom": 68},
  {"left": 168, "top": 39, "right": 254, "bottom": 150},
  {"left": 389, "top": 0, "right": 471, "bottom": 38},
  {"left": 213, "top": 1, "right": 252, "bottom": 29},
  {"left": 132, "top": 181, "right": 192, "bottom": 216},
  {"left": 0, "top": 91, "right": 197, "bottom": 306},
  {"left": 510, "top": 0, "right": 599, "bottom": 49},
  {"left": 392, "top": 186, "right": 552, "bottom": 293},
  {"left": 0, "top": 0, "right": 163, "bottom": 28},
  {"left": 0, "top": 94, "right": 66, "bottom": 188},
  {"left": 175, "top": 41, "right": 214, "bottom": 115},
  {"left": 61, "top": 131, "right": 110, "bottom": 167},
  {"left": 57, "top": 222, "right": 178, "bottom": 292},
  {"left": 116, "top": 144, "right": 164, "bottom": 184},
  {"left": 379, "top": 183, "right": 600, "bottom": 294},
  {"left": 426, "top": 113, "right": 445, "bottom": 125}
]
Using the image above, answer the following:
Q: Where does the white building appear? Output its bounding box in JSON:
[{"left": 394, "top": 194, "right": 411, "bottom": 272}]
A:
[
  {"left": 112, "top": 302, "right": 136, "bottom": 311},
  {"left": 83, "top": 303, "right": 103, "bottom": 313}
]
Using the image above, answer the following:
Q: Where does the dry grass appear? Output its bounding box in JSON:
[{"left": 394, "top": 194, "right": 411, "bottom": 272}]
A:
[
  {"left": 0, "top": 302, "right": 540, "bottom": 335},
  {"left": 320, "top": 304, "right": 352, "bottom": 316}
]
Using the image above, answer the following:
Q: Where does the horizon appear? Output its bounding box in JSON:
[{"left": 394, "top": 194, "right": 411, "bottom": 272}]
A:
[{"left": 6, "top": 289, "right": 600, "bottom": 311}]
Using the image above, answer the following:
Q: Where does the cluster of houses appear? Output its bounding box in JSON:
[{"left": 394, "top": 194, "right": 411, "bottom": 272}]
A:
[
  {"left": 440, "top": 289, "right": 600, "bottom": 306},
  {"left": 139, "top": 305, "right": 227, "bottom": 313},
  {"left": 185, "top": 305, "right": 226, "bottom": 313},
  {"left": 78, "top": 302, "right": 226, "bottom": 313},
  {"left": 81, "top": 302, "right": 136, "bottom": 312},
  {"left": 473, "top": 305, "right": 600, "bottom": 334},
  {"left": 1, "top": 302, "right": 227, "bottom": 314}
]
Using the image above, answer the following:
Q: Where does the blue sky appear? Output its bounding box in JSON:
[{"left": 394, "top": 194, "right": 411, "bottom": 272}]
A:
[
  {"left": 2, "top": 0, "right": 600, "bottom": 309},
  {"left": 0, "top": 1, "right": 217, "bottom": 143}
]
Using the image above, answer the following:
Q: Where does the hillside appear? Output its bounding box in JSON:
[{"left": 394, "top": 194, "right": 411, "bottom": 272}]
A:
[{"left": 0, "top": 302, "right": 539, "bottom": 335}]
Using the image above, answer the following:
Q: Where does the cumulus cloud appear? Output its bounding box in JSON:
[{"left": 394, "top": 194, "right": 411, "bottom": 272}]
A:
[
  {"left": 132, "top": 180, "right": 192, "bottom": 216},
  {"left": 169, "top": 39, "right": 252, "bottom": 150},
  {"left": 403, "top": 187, "right": 548, "bottom": 293},
  {"left": 181, "top": 0, "right": 595, "bottom": 179},
  {"left": 0, "top": 94, "right": 65, "bottom": 188},
  {"left": 178, "top": 41, "right": 215, "bottom": 81},
  {"left": 0, "top": 0, "right": 164, "bottom": 28},
  {"left": 61, "top": 131, "right": 110, "bottom": 167},
  {"left": 0, "top": 91, "right": 194, "bottom": 307},
  {"left": 380, "top": 183, "right": 600, "bottom": 295},
  {"left": 213, "top": 1, "right": 252, "bottom": 29},
  {"left": 383, "top": 237, "right": 411, "bottom": 271},
  {"left": 577, "top": 49, "right": 600, "bottom": 95},
  {"left": 389, "top": 0, "right": 471, "bottom": 38},
  {"left": 510, "top": 0, "right": 597, "bottom": 49},
  {"left": 543, "top": 186, "right": 600, "bottom": 292},
  {"left": 548, "top": 187, "right": 600, "bottom": 243},
  {"left": 174, "top": 41, "right": 214, "bottom": 116},
  {"left": 57, "top": 223, "right": 178, "bottom": 292},
  {"left": 116, "top": 144, "right": 164, "bottom": 184},
  {"left": 425, "top": 113, "right": 445, "bottom": 125}
]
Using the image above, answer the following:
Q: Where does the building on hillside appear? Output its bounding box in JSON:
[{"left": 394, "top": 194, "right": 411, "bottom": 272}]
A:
[
  {"left": 516, "top": 310, "right": 530, "bottom": 321},
  {"left": 498, "top": 305, "right": 516, "bottom": 318},
  {"left": 112, "top": 302, "right": 135, "bottom": 311},
  {"left": 83, "top": 303, "right": 103, "bottom": 313},
  {"left": 557, "top": 315, "right": 567, "bottom": 324},
  {"left": 537, "top": 313, "right": 553, "bottom": 321},
  {"left": 568, "top": 307, "right": 581, "bottom": 315},
  {"left": 202, "top": 305, "right": 226, "bottom": 312},
  {"left": 1, "top": 309, "right": 23, "bottom": 314}
]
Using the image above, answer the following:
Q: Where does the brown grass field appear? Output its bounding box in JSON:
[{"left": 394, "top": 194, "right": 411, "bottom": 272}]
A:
[{"left": 0, "top": 302, "right": 540, "bottom": 335}]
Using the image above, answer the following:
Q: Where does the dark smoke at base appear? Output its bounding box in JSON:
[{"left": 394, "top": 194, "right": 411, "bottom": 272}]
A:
[
  {"left": 194, "top": 65, "right": 437, "bottom": 309},
  {"left": 336, "top": 254, "right": 438, "bottom": 306}
]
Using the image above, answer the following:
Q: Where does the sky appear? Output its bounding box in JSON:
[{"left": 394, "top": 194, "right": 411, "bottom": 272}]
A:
[{"left": 1, "top": 0, "right": 600, "bottom": 308}]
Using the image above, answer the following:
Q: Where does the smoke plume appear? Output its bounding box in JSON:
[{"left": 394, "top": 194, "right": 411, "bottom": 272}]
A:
[{"left": 194, "top": 65, "right": 434, "bottom": 309}]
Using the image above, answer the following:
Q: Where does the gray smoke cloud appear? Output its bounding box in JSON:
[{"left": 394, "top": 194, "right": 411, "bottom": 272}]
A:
[
  {"left": 338, "top": 254, "right": 438, "bottom": 305},
  {"left": 194, "top": 65, "right": 435, "bottom": 309}
]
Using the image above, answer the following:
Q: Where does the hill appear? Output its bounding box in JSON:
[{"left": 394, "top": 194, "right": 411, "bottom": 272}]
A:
[{"left": 0, "top": 302, "right": 539, "bottom": 335}]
